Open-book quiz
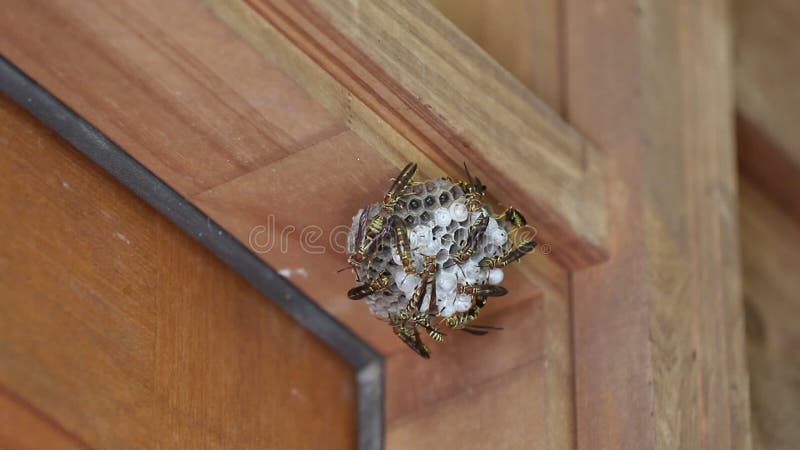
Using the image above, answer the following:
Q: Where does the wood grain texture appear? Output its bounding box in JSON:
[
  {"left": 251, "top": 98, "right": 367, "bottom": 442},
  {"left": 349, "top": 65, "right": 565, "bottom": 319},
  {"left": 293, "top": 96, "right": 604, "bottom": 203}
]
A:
[
  {"left": 427, "top": 0, "right": 563, "bottom": 112},
  {"left": 0, "top": 0, "right": 592, "bottom": 446},
  {"left": 207, "top": 0, "right": 607, "bottom": 269},
  {"left": 421, "top": 2, "right": 575, "bottom": 448},
  {"left": 734, "top": 0, "right": 800, "bottom": 177},
  {"left": 0, "top": 95, "right": 357, "bottom": 449},
  {"left": 0, "top": 385, "right": 91, "bottom": 450},
  {"left": 734, "top": 0, "right": 800, "bottom": 222},
  {"left": 736, "top": 115, "right": 800, "bottom": 225},
  {"left": 739, "top": 179, "right": 800, "bottom": 450},
  {"left": 734, "top": 2, "right": 800, "bottom": 447},
  {"left": 565, "top": 0, "right": 752, "bottom": 449},
  {"left": 386, "top": 257, "right": 576, "bottom": 449},
  {"left": 563, "top": 3, "right": 653, "bottom": 448}
]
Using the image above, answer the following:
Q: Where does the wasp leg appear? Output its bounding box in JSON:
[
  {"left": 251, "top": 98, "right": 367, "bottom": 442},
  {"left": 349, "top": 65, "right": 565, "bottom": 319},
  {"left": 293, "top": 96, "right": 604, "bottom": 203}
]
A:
[{"left": 393, "top": 320, "right": 431, "bottom": 358}]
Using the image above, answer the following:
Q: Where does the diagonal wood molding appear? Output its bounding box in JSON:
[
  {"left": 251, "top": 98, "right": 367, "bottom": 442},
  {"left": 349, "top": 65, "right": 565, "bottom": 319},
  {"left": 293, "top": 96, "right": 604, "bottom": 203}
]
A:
[{"left": 208, "top": 0, "right": 608, "bottom": 269}]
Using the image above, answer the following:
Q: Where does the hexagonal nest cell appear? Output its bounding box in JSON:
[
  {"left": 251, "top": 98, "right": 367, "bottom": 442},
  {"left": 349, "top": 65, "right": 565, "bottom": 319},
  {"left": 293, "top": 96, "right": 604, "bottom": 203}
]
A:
[{"left": 345, "top": 163, "right": 535, "bottom": 358}]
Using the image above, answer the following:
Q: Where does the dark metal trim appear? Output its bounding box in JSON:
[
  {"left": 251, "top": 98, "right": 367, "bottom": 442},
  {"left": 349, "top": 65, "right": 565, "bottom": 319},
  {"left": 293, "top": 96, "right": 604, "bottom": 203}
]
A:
[{"left": 0, "top": 54, "right": 384, "bottom": 450}]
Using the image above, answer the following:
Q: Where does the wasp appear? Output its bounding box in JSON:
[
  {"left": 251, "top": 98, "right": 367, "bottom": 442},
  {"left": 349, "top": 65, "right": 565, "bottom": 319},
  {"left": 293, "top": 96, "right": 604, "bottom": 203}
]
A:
[
  {"left": 455, "top": 283, "right": 508, "bottom": 298},
  {"left": 458, "top": 163, "right": 487, "bottom": 212},
  {"left": 347, "top": 211, "right": 387, "bottom": 267},
  {"left": 390, "top": 318, "right": 431, "bottom": 358},
  {"left": 479, "top": 238, "right": 537, "bottom": 269},
  {"left": 444, "top": 296, "right": 486, "bottom": 330},
  {"left": 347, "top": 163, "right": 418, "bottom": 268},
  {"left": 496, "top": 207, "right": 527, "bottom": 230},
  {"left": 424, "top": 320, "right": 446, "bottom": 342},
  {"left": 347, "top": 271, "right": 392, "bottom": 300},
  {"left": 388, "top": 215, "right": 416, "bottom": 275},
  {"left": 390, "top": 256, "right": 445, "bottom": 356},
  {"left": 401, "top": 255, "right": 437, "bottom": 311},
  {"left": 391, "top": 310, "right": 437, "bottom": 359},
  {"left": 382, "top": 162, "right": 418, "bottom": 214},
  {"left": 449, "top": 213, "right": 490, "bottom": 266},
  {"left": 395, "top": 307, "right": 445, "bottom": 343},
  {"left": 444, "top": 284, "right": 507, "bottom": 330}
]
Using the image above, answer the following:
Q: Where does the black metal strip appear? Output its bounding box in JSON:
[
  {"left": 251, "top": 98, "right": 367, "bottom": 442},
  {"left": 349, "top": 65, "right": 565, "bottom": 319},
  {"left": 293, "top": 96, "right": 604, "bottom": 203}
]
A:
[{"left": 0, "top": 54, "right": 383, "bottom": 450}]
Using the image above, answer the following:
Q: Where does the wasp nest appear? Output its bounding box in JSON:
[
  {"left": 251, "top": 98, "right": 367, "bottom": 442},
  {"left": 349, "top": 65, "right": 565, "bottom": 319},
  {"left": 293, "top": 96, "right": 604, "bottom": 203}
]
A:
[{"left": 345, "top": 163, "right": 535, "bottom": 358}]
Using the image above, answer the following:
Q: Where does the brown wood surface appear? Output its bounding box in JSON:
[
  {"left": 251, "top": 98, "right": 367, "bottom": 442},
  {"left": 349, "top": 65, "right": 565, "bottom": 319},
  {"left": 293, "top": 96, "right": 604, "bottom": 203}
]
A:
[
  {"left": 734, "top": 0, "right": 800, "bottom": 182},
  {"left": 384, "top": 2, "right": 572, "bottom": 448},
  {"left": 734, "top": 0, "right": 800, "bottom": 223},
  {"left": 208, "top": 0, "right": 606, "bottom": 270},
  {"left": 739, "top": 179, "right": 800, "bottom": 450},
  {"left": 440, "top": 0, "right": 751, "bottom": 447},
  {"left": 0, "top": 385, "right": 91, "bottom": 450},
  {"left": 0, "top": 0, "right": 756, "bottom": 448},
  {"left": 0, "top": 0, "right": 594, "bottom": 447},
  {"left": 734, "top": 1, "right": 800, "bottom": 448},
  {"left": 0, "top": 95, "right": 357, "bottom": 449},
  {"left": 427, "top": 0, "right": 563, "bottom": 113},
  {"left": 565, "top": 0, "right": 752, "bottom": 449},
  {"left": 737, "top": 115, "right": 800, "bottom": 225}
]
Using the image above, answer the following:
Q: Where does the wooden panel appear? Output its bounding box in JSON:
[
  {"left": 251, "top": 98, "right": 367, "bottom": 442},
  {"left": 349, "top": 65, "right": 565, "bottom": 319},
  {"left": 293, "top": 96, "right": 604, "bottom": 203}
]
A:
[
  {"left": 0, "top": 386, "right": 90, "bottom": 450},
  {"left": 736, "top": 116, "right": 800, "bottom": 224},
  {"left": 0, "top": 1, "right": 607, "bottom": 447},
  {"left": 207, "top": 0, "right": 606, "bottom": 269},
  {"left": 734, "top": 0, "right": 800, "bottom": 219},
  {"left": 0, "top": 0, "right": 607, "bottom": 270},
  {"left": 562, "top": 4, "right": 654, "bottom": 448},
  {"left": 734, "top": 0, "right": 800, "bottom": 175},
  {"left": 427, "top": 0, "right": 563, "bottom": 112},
  {"left": 0, "top": 95, "right": 356, "bottom": 449},
  {"left": 412, "top": 4, "right": 575, "bottom": 449},
  {"left": 565, "top": 0, "right": 752, "bottom": 449},
  {"left": 739, "top": 179, "right": 800, "bottom": 450},
  {"left": 734, "top": 1, "right": 800, "bottom": 448},
  {"left": 386, "top": 260, "right": 575, "bottom": 449}
]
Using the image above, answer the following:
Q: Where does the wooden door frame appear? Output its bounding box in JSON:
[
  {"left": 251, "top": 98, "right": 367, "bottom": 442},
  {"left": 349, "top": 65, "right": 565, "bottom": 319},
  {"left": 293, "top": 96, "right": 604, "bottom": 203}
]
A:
[{"left": 0, "top": 56, "right": 384, "bottom": 450}]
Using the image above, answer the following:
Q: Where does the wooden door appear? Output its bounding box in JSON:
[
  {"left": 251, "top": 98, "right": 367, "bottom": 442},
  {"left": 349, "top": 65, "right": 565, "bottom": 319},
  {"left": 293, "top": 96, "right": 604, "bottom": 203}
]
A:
[
  {"left": 0, "top": 0, "right": 758, "bottom": 449},
  {"left": 0, "top": 95, "right": 357, "bottom": 449}
]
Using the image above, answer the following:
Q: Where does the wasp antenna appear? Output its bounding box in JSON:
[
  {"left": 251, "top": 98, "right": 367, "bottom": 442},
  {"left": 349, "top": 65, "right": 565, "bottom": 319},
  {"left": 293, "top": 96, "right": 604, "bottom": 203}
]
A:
[
  {"left": 463, "top": 162, "right": 473, "bottom": 183},
  {"left": 459, "top": 328, "right": 489, "bottom": 336},
  {"left": 466, "top": 324, "right": 504, "bottom": 330}
]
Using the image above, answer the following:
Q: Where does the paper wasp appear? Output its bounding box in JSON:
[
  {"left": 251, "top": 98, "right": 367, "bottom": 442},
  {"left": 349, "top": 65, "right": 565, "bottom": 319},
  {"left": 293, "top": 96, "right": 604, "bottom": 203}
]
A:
[
  {"left": 496, "top": 207, "right": 527, "bottom": 230},
  {"left": 404, "top": 255, "right": 438, "bottom": 316},
  {"left": 347, "top": 211, "right": 387, "bottom": 267},
  {"left": 479, "top": 238, "right": 537, "bottom": 269},
  {"left": 455, "top": 283, "right": 508, "bottom": 298},
  {"left": 347, "top": 271, "right": 392, "bottom": 300},
  {"left": 388, "top": 215, "right": 416, "bottom": 275},
  {"left": 458, "top": 163, "right": 487, "bottom": 212},
  {"left": 444, "top": 283, "right": 506, "bottom": 332},
  {"left": 449, "top": 213, "right": 490, "bottom": 266},
  {"left": 347, "top": 163, "right": 418, "bottom": 268},
  {"left": 382, "top": 162, "right": 418, "bottom": 214},
  {"left": 391, "top": 317, "right": 431, "bottom": 358},
  {"left": 389, "top": 255, "right": 445, "bottom": 357}
]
